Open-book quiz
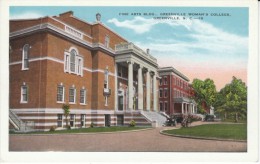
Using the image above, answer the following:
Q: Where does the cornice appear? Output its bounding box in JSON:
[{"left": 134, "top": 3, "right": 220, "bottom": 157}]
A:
[{"left": 10, "top": 23, "right": 116, "bottom": 57}]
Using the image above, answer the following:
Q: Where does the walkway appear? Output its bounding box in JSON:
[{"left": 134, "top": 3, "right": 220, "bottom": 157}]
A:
[{"left": 9, "top": 122, "right": 246, "bottom": 152}]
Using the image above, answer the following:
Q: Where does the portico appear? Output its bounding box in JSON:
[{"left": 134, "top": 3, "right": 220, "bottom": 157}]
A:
[
  {"left": 114, "top": 42, "right": 158, "bottom": 112},
  {"left": 174, "top": 97, "right": 197, "bottom": 114}
]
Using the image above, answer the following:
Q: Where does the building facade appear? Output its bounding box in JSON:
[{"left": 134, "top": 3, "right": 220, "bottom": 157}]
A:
[
  {"left": 158, "top": 67, "right": 197, "bottom": 116},
  {"left": 9, "top": 11, "right": 159, "bottom": 131}
]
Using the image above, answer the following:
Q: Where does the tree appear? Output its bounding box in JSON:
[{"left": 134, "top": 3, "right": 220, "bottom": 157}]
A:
[
  {"left": 215, "top": 76, "right": 247, "bottom": 122},
  {"left": 192, "top": 78, "right": 217, "bottom": 114},
  {"left": 62, "top": 104, "right": 70, "bottom": 128}
]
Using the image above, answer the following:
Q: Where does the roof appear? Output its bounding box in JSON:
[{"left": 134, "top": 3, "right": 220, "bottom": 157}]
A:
[{"left": 158, "top": 66, "right": 190, "bottom": 81}]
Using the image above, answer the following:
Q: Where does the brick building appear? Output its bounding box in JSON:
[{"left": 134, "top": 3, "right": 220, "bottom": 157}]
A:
[
  {"left": 9, "top": 11, "right": 160, "bottom": 131},
  {"left": 158, "top": 67, "right": 197, "bottom": 116}
]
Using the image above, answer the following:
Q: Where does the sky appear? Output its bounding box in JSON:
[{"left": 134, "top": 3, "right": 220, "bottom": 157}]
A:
[{"left": 10, "top": 6, "right": 249, "bottom": 90}]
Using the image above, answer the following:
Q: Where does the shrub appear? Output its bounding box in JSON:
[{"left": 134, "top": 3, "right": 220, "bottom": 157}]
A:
[
  {"left": 49, "top": 126, "right": 56, "bottom": 132},
  {"left": 129, "top": 120, "right": 136, "bottom": 127},
  {"left": 90, "top": 122, "right": 94, "bottom": 128},
  {"left": 67, "top": 125, "right": 71, "bottom": 130}
]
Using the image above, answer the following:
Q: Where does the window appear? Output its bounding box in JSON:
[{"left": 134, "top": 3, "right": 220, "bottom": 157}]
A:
[
  {"left": 22, "top": 44, "right": 30, "bottom": 70},
  {"left": 69, "top": 87, "right": 76, "bottom": 103},
  {"left": 105, "top": 96, "right": 108, "bottom": 106},
  {"left": 174, "top": 77, "right": 176, "bottom": 85},
  {"left": 164, "top": 102, "right": 168, "bottom": 111},
  {"left": 80, "top": 89, "right": 86, "bottom": 104},
  {"left": 70, "top": 114, "right": 75, "bottom": 127},
  {"left": 160, "top": 102, "right": 163, "bottom": 111},
  {"left": 104, "top": 68, "right": 109, "bottom": 89},
  {"left": 105, "top": 35, "right": 110, "bottom": 48},
  {"left": 164, "top": 89, "right": 168, "bottom": 98},
  {"left": 117, "top": 65, "right": 122, "bottom": 77},
  {"left": 78, "top": 58, "right": 82, "bottom": 75},
  {"left": 70, "top": 49, "right": 76, "bottom": 73},
  {"left": 57, "top": 84, "right": 64, "bottom": 103},
  {"left": 64, "top": 48, "right": 83, "bottom": 76},
  {"left": 159, "top": 78, "right": 162, "bottom": 86},
  {"left": 164, "top": 76, "right": 168, "bottom": 85},
  {"left": 104, "top": 67, "right": 109, "bottom": 106},
  {"left": 21, "top": 84, "right": 28, "bottom": 103},
  {"left": 159, "top": 89, "right": 163, "bottom": 98},
  {"left": 81, "top": 114, "right": 85, "bottom": 127},
  {"left": 57, "top": 114, "right": 63, "bottom": 127}
]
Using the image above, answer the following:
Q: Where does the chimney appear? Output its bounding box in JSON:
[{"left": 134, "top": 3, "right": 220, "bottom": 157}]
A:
[
  {"left": 146, "top": 48, "right": 150, "bottom": 54},
  {"left": 59, "top": 11, "right": 74, "bottom": 18},
  {"left": 96, "top": 13, "right": 101, "bottom": 22}
]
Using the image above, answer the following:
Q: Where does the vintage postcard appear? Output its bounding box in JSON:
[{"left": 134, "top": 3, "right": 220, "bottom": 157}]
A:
[{"left": 0, "top": 0, "right": 259, "bottom": 163}]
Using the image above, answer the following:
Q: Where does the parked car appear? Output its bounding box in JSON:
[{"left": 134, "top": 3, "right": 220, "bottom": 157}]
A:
[
  {"left": 165, "top": 117, "right": 177, "bottom": 126},
  {"left": 204, "top": 114, "right": 215, "bottom": 122}
]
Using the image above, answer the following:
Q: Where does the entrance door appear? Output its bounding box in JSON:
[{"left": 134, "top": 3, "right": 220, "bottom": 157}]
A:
[
  {"left": 118, "top": 95, "right": 123, "bottom": 111},
  {"left": 117, "top": 115, "right": 124, "bottom": 126},
  {"left": 105, "top": 114, "right": 111, "bottom": 127}
]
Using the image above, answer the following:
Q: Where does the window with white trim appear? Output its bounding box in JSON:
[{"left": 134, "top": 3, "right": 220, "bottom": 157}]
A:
[
  {"left": 57, "top": 114, "right": 63, "bottom": 127},
  {"left": 159, "top": 89, "right": 163, "bottom": 98},
  {"left": 70, "top": 114, "right": 75, "bottom": 127},
  {"left": 81, "top": 114, "right": 86, "bottom": 127},
  {"left": 164, "top": 102, "right": 168, "bottom": 111},
  {"left": 159, "top": 78, "right": 162, "bottom": 85},
  {"left": 159, "top": 102, "right": 163, "bottom": 111},
  {"left": 64, "top": 48, "right": 83, "bottom": 76},
  {"left": 104, "top": 69, "right": 109, "bottom": 89},
  {"left": 105, "top": 96, "right": 108, "bottom": 106},
  {"left": 22, "top": 44, "right": 30, "bottom": 70},
  {"left": 80, "top": 89, "right": 86, "bottom": 104},
  {"left": 105, "top": 35, "right": 110, "bottom": 48},
  {"left": 164, "top": 76, "right": 168, "bottom": 85},
  {"left": 57, "top": 84, "right": 65, "bottom": 103},
  {"left": 21, "top": 84, "right": 28, "bottom": 103},
  {"left": 70, "top": 50, "right": 76, "bottom": 73},
  {"left": 69, "top": 87, "right": 76, "bottom": 104},
  {"left": 164, "top": 88, "right": 168, "bottom": 98}
]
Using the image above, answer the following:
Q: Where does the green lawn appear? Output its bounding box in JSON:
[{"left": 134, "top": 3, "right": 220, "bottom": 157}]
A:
[
  {"left": 163, "top": 124, "right": 247, "bottom": 140},
  {"left": 10, "top": 126, "right": 150, "bottom": 134}
]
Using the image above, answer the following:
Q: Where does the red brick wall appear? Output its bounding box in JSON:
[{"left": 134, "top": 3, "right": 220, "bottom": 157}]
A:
[
  {"left": 91, "top": 51, "right": 115, "bottom": 110},
  {"left": 9, "top": 32, "right": 48, "bottom": 109},
  {"left": 92, "top": 24, "right": 126, "bottom": 50},
  {"left": 45, "top": 33, "right": 93, "bottom": 109}
]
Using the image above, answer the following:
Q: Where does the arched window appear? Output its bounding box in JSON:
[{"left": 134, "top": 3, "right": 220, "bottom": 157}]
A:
[
  {"left": 22, "top": 44, "right": 30, "bottom": 70},
  {"left": 64, "top": 48, "right": 83, "bottom": 76},
  {"left": 70, "top": 49, "right": 76, "bottom": 73}
]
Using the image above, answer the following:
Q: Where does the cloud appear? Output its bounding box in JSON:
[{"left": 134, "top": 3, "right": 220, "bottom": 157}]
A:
[
  {"left": 112, "top": 16, "right": 248, "bottom": 88},
  {"left": 116, "top": 17, "right": 249, "bottom": 68},
  {"left": 107, "top": 16, "right": 193, "bottom": 34},
  {"left": 10, "top": 11, "right": 44, "bottom": 20}
]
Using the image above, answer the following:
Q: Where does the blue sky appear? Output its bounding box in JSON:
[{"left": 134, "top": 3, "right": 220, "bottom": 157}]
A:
[{"left": 10, "top": 6, "right": 248, "bottom": 89}]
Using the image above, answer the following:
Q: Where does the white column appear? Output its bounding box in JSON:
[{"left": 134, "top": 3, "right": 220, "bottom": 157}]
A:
[
  {"left": 153, "top": 74, "right": 157, "bottom": 111},
  {"left": 128, "top": 61, "right": 133, "bottom": 110},
  {"left": 146, "top": 70, "right": 150, "bottom": 111},
  {"left": 181, "top": 103, "right": 184, "bottom": 114},
  {"left": 137, "top": 65, "right": 143, "bottom": 110},
  {"left": 115, "top": 63, "right": 118, "bottom": 111}
]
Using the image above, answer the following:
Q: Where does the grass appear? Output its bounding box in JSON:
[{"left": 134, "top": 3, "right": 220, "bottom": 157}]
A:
[
  {"left": 10, "top": 126, "right": 150, "bottom": 134},
  {"left": 163, "top": 124, "right": 247, "bottom": 140},
  {"left": 221, "top": 118, "right": 247, "bottom": 124}
]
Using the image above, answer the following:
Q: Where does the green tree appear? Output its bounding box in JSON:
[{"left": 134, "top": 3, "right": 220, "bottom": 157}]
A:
[
  {"left": 192, "top": 78, "right": 217, "bottom": 114},
  {"left": 62, "top": 104, "right": 70, "bottom": 128},
  {"left": 215, "top": 76, "right": 247, "bottom": 122}
]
